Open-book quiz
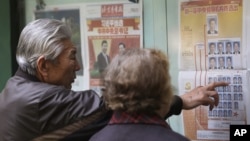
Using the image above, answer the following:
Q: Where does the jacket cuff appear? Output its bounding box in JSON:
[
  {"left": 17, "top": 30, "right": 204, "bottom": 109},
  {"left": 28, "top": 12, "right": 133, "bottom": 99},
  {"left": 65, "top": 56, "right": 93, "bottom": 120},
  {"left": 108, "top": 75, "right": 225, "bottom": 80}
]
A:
[{"left": 164, "top": 95, "right": 183, "bottom": 119}]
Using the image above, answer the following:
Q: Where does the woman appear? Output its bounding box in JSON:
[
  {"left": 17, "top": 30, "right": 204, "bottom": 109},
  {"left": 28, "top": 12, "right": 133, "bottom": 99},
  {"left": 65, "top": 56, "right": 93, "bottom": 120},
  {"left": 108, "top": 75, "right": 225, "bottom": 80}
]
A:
[{"left": 90, "top": 48, "right": 190, "bottom": 141}]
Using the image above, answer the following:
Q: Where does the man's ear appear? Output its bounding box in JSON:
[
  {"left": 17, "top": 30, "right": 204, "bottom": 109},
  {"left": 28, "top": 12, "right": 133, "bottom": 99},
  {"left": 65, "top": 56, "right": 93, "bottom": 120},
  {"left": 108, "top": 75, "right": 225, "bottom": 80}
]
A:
[{"left": 36, "top": 56, "right": 49, "bottom": 78}]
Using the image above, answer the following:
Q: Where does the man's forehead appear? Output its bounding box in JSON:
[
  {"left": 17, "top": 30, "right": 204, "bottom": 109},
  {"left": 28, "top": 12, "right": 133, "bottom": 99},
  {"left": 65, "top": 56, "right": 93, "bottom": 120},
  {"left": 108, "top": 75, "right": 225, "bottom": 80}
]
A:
[
  {"left": 62, "top": 40, "right": 76, "bottom": 48},
  {"left": 61, "top": 42, "right": 77, "bottom": 55}
]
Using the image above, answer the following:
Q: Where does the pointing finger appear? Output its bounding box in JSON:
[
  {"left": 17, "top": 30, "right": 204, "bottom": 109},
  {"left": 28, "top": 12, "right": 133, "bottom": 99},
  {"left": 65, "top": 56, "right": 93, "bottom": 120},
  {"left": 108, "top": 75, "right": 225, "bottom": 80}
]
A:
[{"left": 205, "top": 81, "right": 229, "bottom": 90}]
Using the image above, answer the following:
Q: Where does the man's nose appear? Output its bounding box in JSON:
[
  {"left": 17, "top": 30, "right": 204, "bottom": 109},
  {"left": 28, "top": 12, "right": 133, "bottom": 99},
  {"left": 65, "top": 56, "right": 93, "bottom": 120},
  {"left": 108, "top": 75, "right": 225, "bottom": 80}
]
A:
[{"left": 75, "top": 59, "right": 81, "bottom": 71}]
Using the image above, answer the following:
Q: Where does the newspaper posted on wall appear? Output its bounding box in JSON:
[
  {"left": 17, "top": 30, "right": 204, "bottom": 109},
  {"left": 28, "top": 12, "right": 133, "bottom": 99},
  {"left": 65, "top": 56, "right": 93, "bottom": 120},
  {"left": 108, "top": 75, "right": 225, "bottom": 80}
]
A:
[
  {"left": 179, "top": 70, "right": 250, "bottom": 141},
  {"left": 83, "top": 1, "right": 143, "bottom": 89},
  {"left": 178, "top": 0, "right": 250, "bottom": 140},
  {"left": 179, "top": 0, "right": 245, "bottom": 71}
]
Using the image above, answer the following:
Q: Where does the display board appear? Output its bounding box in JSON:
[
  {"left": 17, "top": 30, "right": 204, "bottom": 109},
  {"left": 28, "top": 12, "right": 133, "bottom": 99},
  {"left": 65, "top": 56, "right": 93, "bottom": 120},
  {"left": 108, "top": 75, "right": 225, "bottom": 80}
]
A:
[{"left": 178, "top": 0, "right": 250, "bottom": 140}]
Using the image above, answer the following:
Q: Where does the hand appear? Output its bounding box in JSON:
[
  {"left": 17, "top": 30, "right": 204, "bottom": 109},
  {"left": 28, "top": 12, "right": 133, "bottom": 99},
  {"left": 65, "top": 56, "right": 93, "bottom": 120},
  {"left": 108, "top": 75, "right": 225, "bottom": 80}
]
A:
[{"left": 180, "top": 82, "right": 229, "bottom": 111}]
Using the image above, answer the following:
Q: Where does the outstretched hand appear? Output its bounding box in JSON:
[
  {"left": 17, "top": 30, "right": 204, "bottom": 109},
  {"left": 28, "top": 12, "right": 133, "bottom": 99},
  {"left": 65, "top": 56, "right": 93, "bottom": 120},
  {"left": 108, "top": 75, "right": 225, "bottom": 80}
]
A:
[{"left": 181, "top": 81, "right": 229, "bottom": 111}]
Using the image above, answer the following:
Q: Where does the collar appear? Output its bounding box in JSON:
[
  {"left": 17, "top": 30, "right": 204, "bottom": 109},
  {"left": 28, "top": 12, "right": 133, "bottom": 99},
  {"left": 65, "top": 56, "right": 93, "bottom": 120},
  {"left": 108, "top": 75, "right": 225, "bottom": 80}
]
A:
[
  {"left": 109, "top": 111, "right": 170, "bottom": 129},
  {"left": 102, "top": 52, "right": 107, "bottom": 56},
  {"left": 15, "top": 67, "right": 40, "bottom": 82}
]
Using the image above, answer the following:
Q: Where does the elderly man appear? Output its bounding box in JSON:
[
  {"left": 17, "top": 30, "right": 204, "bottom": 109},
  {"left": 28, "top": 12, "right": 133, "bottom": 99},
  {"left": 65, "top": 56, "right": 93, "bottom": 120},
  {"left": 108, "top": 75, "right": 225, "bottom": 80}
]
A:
[{"left": 0, "top": 19, "right": 228, "bottom": 141}]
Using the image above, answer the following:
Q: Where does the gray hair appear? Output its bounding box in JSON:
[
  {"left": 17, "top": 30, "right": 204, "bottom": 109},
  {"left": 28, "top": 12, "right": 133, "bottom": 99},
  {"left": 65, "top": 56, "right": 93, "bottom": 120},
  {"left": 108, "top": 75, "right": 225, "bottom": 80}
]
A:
[{"left": 16, "top": 18, "right": 72, "bottom": 75}]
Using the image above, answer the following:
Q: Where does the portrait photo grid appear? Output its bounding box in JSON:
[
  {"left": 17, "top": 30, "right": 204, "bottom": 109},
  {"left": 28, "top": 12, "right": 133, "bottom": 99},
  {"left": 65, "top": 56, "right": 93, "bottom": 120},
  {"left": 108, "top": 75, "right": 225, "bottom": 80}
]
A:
[
  {"left": 207, "top": 74, "right": 244, "bottom": 119},
  {"left": 207, "top": 39, "right": 241, "bottom": 70}
]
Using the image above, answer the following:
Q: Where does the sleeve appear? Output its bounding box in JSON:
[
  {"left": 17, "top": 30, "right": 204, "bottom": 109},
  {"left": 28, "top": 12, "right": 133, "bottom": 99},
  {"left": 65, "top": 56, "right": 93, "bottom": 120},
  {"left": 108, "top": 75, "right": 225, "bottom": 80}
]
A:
[
  {"left": 37, "top": 87, "right": 107, "bottom": 135},
  {"left": 164, "top": 95, "right": 183, "bottom": 119},
  {"left": 61, "top": 110, "right": 113, "bottom": 141}
]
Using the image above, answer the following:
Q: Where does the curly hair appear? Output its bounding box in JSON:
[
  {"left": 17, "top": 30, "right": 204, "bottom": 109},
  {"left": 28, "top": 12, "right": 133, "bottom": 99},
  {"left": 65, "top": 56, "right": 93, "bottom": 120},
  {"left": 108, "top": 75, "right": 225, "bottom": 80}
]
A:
[{"left": 103, "top": 48, "right": 173, "bottom": 115}]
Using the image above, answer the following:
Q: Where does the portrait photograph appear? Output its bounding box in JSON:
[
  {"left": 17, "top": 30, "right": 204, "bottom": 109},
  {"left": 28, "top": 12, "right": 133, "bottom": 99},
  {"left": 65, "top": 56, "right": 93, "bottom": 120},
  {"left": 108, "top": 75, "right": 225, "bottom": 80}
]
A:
[{"left": 207, "top": 14, "right": 218, "bottom": 36}]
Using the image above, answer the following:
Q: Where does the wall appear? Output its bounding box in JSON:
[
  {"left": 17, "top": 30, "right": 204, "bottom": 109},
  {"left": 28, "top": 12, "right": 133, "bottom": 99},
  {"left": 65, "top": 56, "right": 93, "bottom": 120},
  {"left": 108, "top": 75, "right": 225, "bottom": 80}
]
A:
[
  {"left": 166, "top": 0, "right": 183, "bottom": 134},
  {"left": 0, "top": 0, "right": 11, "bottom": 90}
]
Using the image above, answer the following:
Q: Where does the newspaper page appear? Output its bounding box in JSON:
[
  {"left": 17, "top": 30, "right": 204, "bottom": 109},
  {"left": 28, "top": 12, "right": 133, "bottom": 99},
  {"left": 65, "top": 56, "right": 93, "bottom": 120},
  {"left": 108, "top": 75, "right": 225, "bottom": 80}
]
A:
[
  {"left": 179, "top": 70, "right": 250, "bottom": 140},
  {"left": 179, "top": 0, "right": 246, "bottom": 71},
  {"left": 83, "top": 1, "right": 143, "bottom": 91},
  {"left": 179, "top": 0, "right": 250, "bottom": 140}
]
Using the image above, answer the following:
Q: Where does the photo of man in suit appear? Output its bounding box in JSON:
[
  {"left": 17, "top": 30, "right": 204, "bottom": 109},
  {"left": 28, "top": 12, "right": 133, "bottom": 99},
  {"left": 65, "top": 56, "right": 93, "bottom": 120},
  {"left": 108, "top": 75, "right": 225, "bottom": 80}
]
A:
[
  {"left": 218, "top": 57, "right": 225, "bottom": 69},
  {"left": 118, "top": 42, "right": 126, "bottom": 53},
  {"left": 217, "top": 42, "right": 224, "bottom": 55},
  {"left": 225, "top": 42, "right": 232, "bottom": 54},
  {"left": 207, "top": 18, "right": 218, "bottom": 34},
  {"left": 97, "top": 40, "right": 110, "bottom": 75},
  {"left": 233, "top": 41, "right": 240, "bottom": 54},
  {"left": 226, "top": 56, "right": 233, "bottom": 69},
  {"left": 209, "top": 57, "right": 217, "bottom": 70},
  {"left": 238, "top": 77, "right": 242, "bottom": 84},
  {"left": 208, "top": 42, "right": 217, "bottom": 55}
]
